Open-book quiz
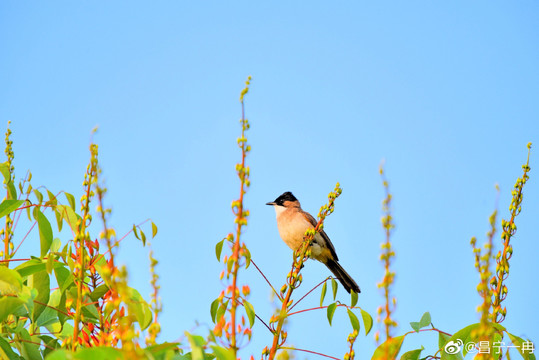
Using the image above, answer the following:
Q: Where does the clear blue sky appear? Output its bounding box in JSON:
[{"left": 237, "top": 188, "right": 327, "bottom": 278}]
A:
[{"left": 1, "top": 2, "right": 538, "bottom": 359}]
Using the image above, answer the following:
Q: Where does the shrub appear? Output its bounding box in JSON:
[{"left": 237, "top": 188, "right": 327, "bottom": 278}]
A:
[{"left": 0, "top": 80, "right": 534, "bottom": 360}]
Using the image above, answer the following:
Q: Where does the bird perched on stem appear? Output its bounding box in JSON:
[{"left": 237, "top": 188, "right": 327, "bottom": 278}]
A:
[{"left": 266, "top": 191, "right": 360, "bottom": 294}]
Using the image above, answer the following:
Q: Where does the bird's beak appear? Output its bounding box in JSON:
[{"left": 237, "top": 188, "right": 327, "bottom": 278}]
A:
[{"left": 266, "top": 202, "right": 276, "bottom": 206}]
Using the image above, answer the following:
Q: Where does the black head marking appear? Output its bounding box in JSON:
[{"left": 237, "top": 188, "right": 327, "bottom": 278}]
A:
[{"left": 273, "top": 191, "right": 298, "bottom": 206}]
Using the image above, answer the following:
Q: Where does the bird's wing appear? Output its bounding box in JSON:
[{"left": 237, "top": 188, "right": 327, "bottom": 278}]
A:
[{"left": 300, "top": 210, "right": 339, "bottom": 262}]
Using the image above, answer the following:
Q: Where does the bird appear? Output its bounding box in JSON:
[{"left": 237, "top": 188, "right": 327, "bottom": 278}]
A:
[{"left": 266, "top": 191, "right": 360, "bottom": 294}]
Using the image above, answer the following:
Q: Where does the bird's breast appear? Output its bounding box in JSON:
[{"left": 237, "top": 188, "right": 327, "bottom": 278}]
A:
[{"left": 276, "top": 212, "right": 313, "bottom": 251}]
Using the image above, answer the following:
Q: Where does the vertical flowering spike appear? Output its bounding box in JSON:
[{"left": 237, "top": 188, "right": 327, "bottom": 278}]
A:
[
  {"left": 490, "top": 144, "right": 531, "bottom": 324},
  {"left": 72, "top": 142, "right": 99, "bottom": 350},
  {"left": 213, "top": 77, "right": 254, "bottom": 356},
  {"left": 377, "top": 162, "right": 397, "bottom": 345},
  {"left": 470, "top": 187, "right": 499, "bottom": 356},
  {"left": 2, "top": 122, "right": 15, "bottom": 267},
  {"left": 146, "top": 243, "right": 162, "bottom": 346}
]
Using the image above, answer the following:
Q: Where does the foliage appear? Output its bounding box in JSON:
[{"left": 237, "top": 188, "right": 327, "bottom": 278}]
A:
[
  {"left": 0, "top": 82, "right": 535, "bottom": 360},
  {"left": 371, "top": 143, "right": 535, "bottom": 360},
  {"left": 0, "top": 124, "right": 170, "bottom": 359}
]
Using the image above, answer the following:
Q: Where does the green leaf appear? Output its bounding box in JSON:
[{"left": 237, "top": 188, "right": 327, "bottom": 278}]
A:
[
  {"left": 56, "top": 205, "right": 79, "bottom": 231},
  {"left": 89, "top": 284, "right": 109, "bottom": 302},
  {"left": 210, "top": 346, "right": 236, "bottom": 360},
  {"left": 401, "top": 346, "right": 424, "bottom": 360},
  {"left": 0, "top": 199, "right": 23, "bottom": 219},
  {"left": 47, "top": 347, "right": 124, "bottom": 360},
  {"left": 46, "top": 189, "right": 57, "bottom": 206},
  {"left": 133, "top": 225, "right": 140, "bottom": 240},
  {"left": 486, "top": 330, "right": 504, "bottom": 360},
  {"left": 54, "top": 266, "right": 74, "bottom": 293},
  {"left": 0, "top": 296, "right": 25, "bottom": 322},
  {"left": 372, "top": 335, "right": 405, "bottom": 359},
  {"left": 45, "top": 322, "right": 73, "bottom": 343},
  {"left": 411, "top": 311, "right": 431, "bottom": 332},
  {"left": 141, "top": 230, "right": 147, "bottom": 246},
  {"left": 347, "top": 309, "right": 360, "bottom": 332},
  {"left": 243, "top": 300, "right": 255, "bottom": 327},
  {"left": 34, "top": 189, "right": 43, "bottom": 204},
  {"left": 351, "top": 290, "right": 358, "bottom": 308},
  {"left": 46, "top": 253, "right": 56, "bottom": 275},
  {"left": 18, "top": 286, "right": 38, "bottom": 318},
  {"left": 439, "top": 331, "right": 451, "bottom": 350},
  {"left": 54, "top": 208, "right": 63, "bottom": 232},
  {"left": 210, "top": 298, "right": 219, "bottom": 323},
  {"left": 93, "top": 257, "right": 109, "bottom": 286},
  {"left": 0, "top": 266, "right": 23, "bottom": 295},
  {"left": 440, "top": 325, "right": 476, "bottom": 360},
  {"left": 0, "top": 335, "right": 19, "bottom": 360},
  {"left": 19, "top": 327, "right": 43, "bottom": 360},
  {"left": 420, "top": 311, "right": 431, "bottom": 327},
  {"left": 361, "top": 308, "right": 373, "bottom": 335},
  {"left": 507, "top": 332, "right": 537, "bottom": 360},
  {"left": 6, "top": 181, "right": 16, "bottom": 200},
  {"left": 36, "top": 289, "right": 61, "bottom": 328},
  {"left": 327, "top": 302, "right": 337, "bottom": 326},
  {"left": 144, "top": 342, "right": 181, "bottom": 359},
  {"left": 320, "top": 281, "right": 327, "bottom": 307},
  {"left": 0, "top": 163, "right": 17, "bottom": 200},
  {"left": 57, "top": 291, "right": 68, "bottom": 326},
  {"left": 29, "top": 270, "right": 50, "bottom": 322},
  {"left": 151, "top": 221, "right": 158, "bottom": 238},
  {"left": 0, "top": 163, "right": 10, "bottom": 183},
  {"left": 126, "top": 287, "right": 153, "bottom": 330},
  {"left": 243, "top": 246, "right": 251, "bottom": 269},
  {"left": 26, "top": 204, "right": 32, "bottom": 221},
  {"left": 440, "top": 323, "right": 505, "bottom": 360},
  {"left": 82, "top": 302, "right": 100, "bottom": 321},
  {"left": 16, "top": 258, "right": 63, "bottom": 278},
  {"left": 64, "top": 192, "right": 76, "bottom": 210},
  {"left": 331, "top": 278, "right": 338, "bottom": 300},
  {"left": 186, "top": 332, "right": 206, "bottom": 360},
  {"left": 43, "top": 349, "right": 68, "bottom": 360},
  {"left": 37, "top": 209, "right": 53, "bottom": 257},
  {"left": 40, "top": 335, "right": 59, "bottom": 358},
  {"left": 215, "top": 300, "right": 228, "bottom": 323},
  {"left": 178, "top": 352, "right": 216, "bottom": 360},
  {"left": 16, "top": 258, "right": 44, "bottom": 277},
  {"left": 215, "top": 239, "right": 225, "bottom": 262},
  {"left": 50, "top": 238, "right": 61, "bottom": 253}
]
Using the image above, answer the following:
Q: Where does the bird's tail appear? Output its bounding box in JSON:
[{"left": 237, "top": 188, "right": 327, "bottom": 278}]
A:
[{"left": 325, "top": 259, "right": 361, "bottom": 294}]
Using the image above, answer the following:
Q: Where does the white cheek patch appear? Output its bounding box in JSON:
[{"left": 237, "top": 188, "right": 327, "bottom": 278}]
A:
[{"left": 274, "top": 205, "right": 286, "bottom": 217}]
